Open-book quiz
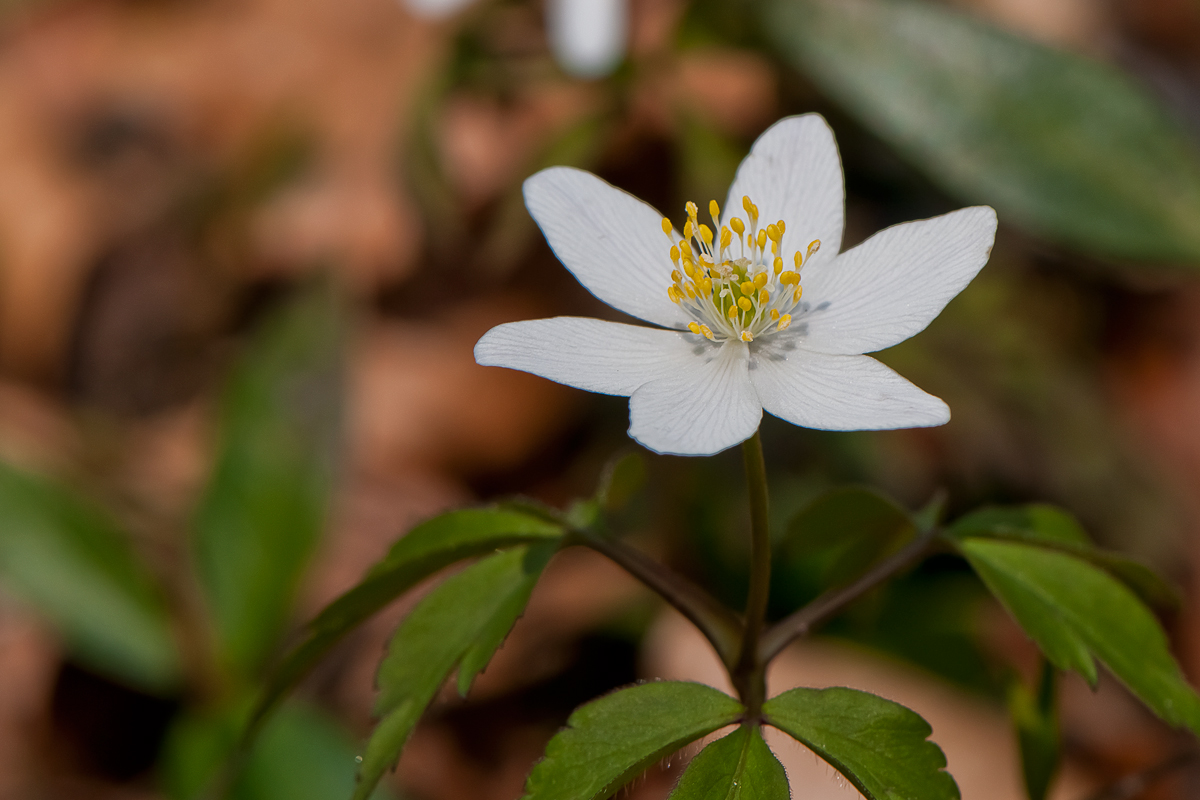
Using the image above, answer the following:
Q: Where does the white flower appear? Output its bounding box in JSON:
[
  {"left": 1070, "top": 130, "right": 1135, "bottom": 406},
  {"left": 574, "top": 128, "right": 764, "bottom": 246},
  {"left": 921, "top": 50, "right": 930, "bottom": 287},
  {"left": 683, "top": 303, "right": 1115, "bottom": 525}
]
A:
[
  {"left": 405, "top": 0, "right": 626, "bottom": 79},
  {"left": 475, "top": 115, "right": 997, "bottom": 456}
]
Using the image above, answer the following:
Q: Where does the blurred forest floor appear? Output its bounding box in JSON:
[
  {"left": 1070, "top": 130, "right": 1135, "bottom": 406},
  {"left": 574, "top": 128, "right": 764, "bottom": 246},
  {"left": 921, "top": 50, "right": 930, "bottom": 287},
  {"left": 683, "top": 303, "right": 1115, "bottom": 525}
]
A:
[{"left": 1, "top": 0, "right": 1200, "bottom": 798}]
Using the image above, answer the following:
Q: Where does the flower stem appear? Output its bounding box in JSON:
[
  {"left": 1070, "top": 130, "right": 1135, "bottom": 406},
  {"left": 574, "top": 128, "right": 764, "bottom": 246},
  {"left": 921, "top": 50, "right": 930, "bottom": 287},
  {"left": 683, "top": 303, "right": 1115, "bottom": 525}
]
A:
[{"left": 732, "top": 430, "right": 771, "bottom": 716}]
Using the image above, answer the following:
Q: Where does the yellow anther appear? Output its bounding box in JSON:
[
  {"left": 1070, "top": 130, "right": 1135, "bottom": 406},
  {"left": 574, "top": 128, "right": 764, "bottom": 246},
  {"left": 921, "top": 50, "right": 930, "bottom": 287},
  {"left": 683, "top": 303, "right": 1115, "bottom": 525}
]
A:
[
  {"left": 754, "top": 272, "right": 768, "bottom": 288},
  {"left": 774, "top": 257, "right": 784, "bottom": 275},
  {"left": 742, "top": 196, "right": 755, "bottom": 217},
  {"left": 700, "top": 278, "right": 713, "bottom": 294},
  {"left": 662, "top": 217, "right": 673, "bottom": 236},
  {"left": 670, "top": 245, "right": 680, "bottom": 263},
  {"left": 683, "top": 261, "right": 695, "bottom": 278},
  {"left": 747, "top": 233, "right": 755, "bottom": 248},
  {"left": 730, "top": 217, "right": 745, "bottom": 236},
  {"left": 757, "top": 230, "right": 767, "bottom": 249},
  {"left": 793, "top": 287, "right": 803, "bottom": 302},
  {"left": 686, "top": 284, "right": 696, "bottom": 298},
  {"left": 766, "top": 223, "right": 781, "bottom": 243},
  {"left": 770, "top": 309, "right": 780, "bottom": 321},
  {"left": 683, "top": 221, "right": 693, "bottom": 240},
  {"left": 700, "top": 324, "right": 715, "bottom": 340},
  {"left": 778, "top": 314, "right": 792, "bottom": 331},
  {"left": 738, "top": 296, "right": 753, "bottom": 311},
  {"left": 688, "top": 322, "right": 701, "bottom": 335},
  {"left": 680, "top": 240, "right": 693, "bottom": 258},
  {"left": 686, "top": 201, "right": 698, "bottom": 218},
  {"left": 778, "top": 271, "right": 796, "bottom": 285},
  {"left": 807, "top": 239, "right": 821, "bottom": 257},
  {"left": 777, "top": 220, "right": 786, "bottom": 235},
  {"left": 794, "top": 251, "right": 803, "bottom": 269},
  {"left": 709, "top": 200, "right": 720, "bottom": 220},
  {"left": 668, "top": 286, "right": 680, "bottom": 303},
  {"left": 699, "top": 224, "right": 714, "bottom": 245},
  {"left": 740, "top": 280, "right": 755, "bottom": 296},
  {"left": 720, "top": 227, "right": 732, "bottom": 249},
  {"left": 759, "top": 289, "right": 769, "bottom": 304},
  {"left": 727, "top": 305, "right": 739, "bottom": 320},
  {"left": 741, "top": 330, "right": 754, "bottom": 342},
  {"left": 671, "top": 269, "right": 683, "bottom": 283}
]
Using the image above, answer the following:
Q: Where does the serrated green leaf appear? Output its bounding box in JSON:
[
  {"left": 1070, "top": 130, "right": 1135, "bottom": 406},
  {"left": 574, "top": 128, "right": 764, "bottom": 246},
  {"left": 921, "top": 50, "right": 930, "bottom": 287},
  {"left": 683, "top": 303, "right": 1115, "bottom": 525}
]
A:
[
  {"left": 356, "top": 544, "right": 555, "bottom": 800},
  {"left": 194, "top": 281, "right": 345, "bottom": 678},
  {"left": 247, "top": 507, "right": 563, "bottom": 740},
  {"left": 596, "top": 452, "right": 647, "bottom": 514},
  {"left": 525, "top": 681, "right": 744, "bottom": 800},
  {"left": 774, "top": 487, "right": 914, "bottom": 612},
  {"left": 764, "top": 687, "right": 958, "bottom": 800},
  {"left": 1009, "top": 662, "right": 1059, "bottom": 800},
  {"left": 0, "top": 462, "right": 179, "bottom": 692},
  {"left": 764, "top": 0, "right": 1200, "bottom": 264},
  {"left": 668, "top": 724, "right": 789, "bottom": 800},
  {"left": 948, "top": 505, "right": 1179, "bottom": 609},
  {"left": 960, "top": 539, "right": 1200, "bottom": 732}
]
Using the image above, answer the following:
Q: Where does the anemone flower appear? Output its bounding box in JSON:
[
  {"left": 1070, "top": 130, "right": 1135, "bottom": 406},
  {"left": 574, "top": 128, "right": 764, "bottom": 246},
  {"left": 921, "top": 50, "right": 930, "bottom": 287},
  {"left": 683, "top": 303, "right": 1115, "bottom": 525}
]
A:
[{"left": 475, "top": 114, "right": 997, "bottom": 456}]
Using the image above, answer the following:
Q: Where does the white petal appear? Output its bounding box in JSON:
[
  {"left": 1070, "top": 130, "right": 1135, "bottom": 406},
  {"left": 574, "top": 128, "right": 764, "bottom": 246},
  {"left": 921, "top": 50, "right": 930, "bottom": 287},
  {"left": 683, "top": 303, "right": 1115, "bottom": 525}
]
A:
[
  {"left": 548, "top": 0, "right": 627, "bottom": 78},
  {"left": 475, "top": 317, "right": 699, "bottom": 396},
  {"left": 524, "top": 168, "right": 689, "bottom": 329},
  {"left": 629, "top": 341, "right": 761, "bottom": 456},
  {"left": 404, "top": 0, "right": 476, "bottom": 18},
  {"left": 798, "top": 207, "right": 997, "bottom": 355},
  {"left": 722, "top": 115, "right": 844, "bottom": 275},
  {"left": 749, "top": 345, "right": 949, "bottom": 430}
]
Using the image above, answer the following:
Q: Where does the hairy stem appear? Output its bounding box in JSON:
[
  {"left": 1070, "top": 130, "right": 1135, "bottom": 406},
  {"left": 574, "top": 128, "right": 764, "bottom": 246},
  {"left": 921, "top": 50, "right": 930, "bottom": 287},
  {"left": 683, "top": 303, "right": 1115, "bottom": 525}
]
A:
[
  {"left": 573, "top": 532, "right": 742, "bottom": 668},
  {"left": 732, "top": 430, "right": 772, "bottom": 715},
  {"left": 759, "top": 525, "right": 940, "bottom": 663}
]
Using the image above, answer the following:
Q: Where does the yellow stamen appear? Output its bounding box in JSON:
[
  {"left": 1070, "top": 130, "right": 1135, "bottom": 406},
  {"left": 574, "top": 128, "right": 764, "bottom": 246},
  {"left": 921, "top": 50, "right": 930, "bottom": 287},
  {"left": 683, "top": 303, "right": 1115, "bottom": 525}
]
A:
[
  {"left": 727, "top": 305, "right": 739, "bottom": 320},
  {"left": 670, "top": 245, "right": 680, "bottom": 263},
  {"left": 758, "top": 289, "right": 769, "bottom": 304},
  {"left": 709, "top": 200, "right": 720, "bottom": 220},
  {"left": 740, "top": 281, "right": 755, "bottom": 296},
  {"left": 777, "top": 220, "right": 786, "bottom": 235},
  {"left": 668, "top": 286, "right": 680, "bottom": 303},
  {"left": 688, "top": 322, "right": 701, "bottom": 335},
  {"left": 680, "top": 240, "right": 693, "bottom": 258},
  {"left": 807, "top": 239, "right": 821, "bottom": 257},
  {"left": 766, "top": 223, "right": 780, "bottom": 243},
  {"left": 738, "top": 297, "right": 753, "bottom": 311},
  {"left": 730, "top": 217, "right": 745, "bottom": 236},
  {"left": 740, "top": 331, "right": 754, "bottom": 342},
  {"left": 686, "top": 284, "right": 696, "bottom": 298},
  {"left": 686, "top": 201, "right": 698, "bottom": 218},
  {"left": 661, "top": 217, "right": 673, "bottom": 236},
  {"left": 699, "top": 324, "right": 714, "bottom": 340},
  {"left": 720, "top": 227, "right": 732, "bottom": 249},
  {"left": 742, "top": 196, "right": 756, "bottom": 219},
  {"left": 779, "top": 271, "right": 798, "bottom": 285},
  {"left": 683, "top": 221, "right": 693, "bottom": 240},
  {"left": 753, "top": 272, "right": 768, "bottom": 288},
  {"left": 774, "top": 257, "right": 784, "bottom": 275},
  {"left": 671, "top": 269, "right": 682, "bottom": 283},
  {"left": 683, "top": 261, "right": 695, "bottom": 278},
  {"left": 778, "top": 314, "right": 792, "bottom": 331},
  {"left": 770, "top": 309, "right": 780, "bottom": 321},
  {"left": 793, "top": 287, "right": 803, "bottom": 302},
  {"left": 699, "top": 224, "right": 713, "bottom": 246},
  {"left": 794, "top": 251, "right": 803, "bottom": 269},
  {"left": 757, "top": 230, "right": 767, "bottom": 249}
]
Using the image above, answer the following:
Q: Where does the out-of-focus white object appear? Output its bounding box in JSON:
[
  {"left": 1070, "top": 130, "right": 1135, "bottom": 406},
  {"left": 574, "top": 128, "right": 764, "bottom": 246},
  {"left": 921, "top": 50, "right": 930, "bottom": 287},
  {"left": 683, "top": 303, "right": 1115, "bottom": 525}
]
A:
[
  {"left": 547, "top": 0, "right": 628, "bottom": 78},
  {"left": 403, "top": 0, "right": 628, "bottom": 79}
]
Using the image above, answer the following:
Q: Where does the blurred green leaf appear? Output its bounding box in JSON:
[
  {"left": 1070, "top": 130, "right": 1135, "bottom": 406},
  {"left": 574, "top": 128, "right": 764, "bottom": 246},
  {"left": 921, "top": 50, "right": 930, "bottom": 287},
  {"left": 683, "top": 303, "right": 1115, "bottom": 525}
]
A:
[
  {"left": 960, "top": 539, "right": 1200, "bottom": 732},
  {"left": 194, "top": 281, "right": 345, "bottom": 678},
  {"left": 525, "top": 681, "right": 744, "bottom": 800},
  {"left": 765, "top": 0, "right": 1200, "bottom": 264},
  {"left": 764, "top": 687, "right": 958, "bottom": 800},
  {"left": 772, "top": 486, "right": 914, "bottom": 612},
  {"left": 667, "top": 724, "right": 789, "bottom": 800},
  {"left": 948, "top": 505, "right": 1179, "bottom": 609},
  {"left": 596, "top": 452, "right": 647, "bottom": 514},
  {"left": 248, "top": 507, "right": 563, "bottom": 739},
  {"left": 1009, "top": 661, "right": 1059, "bottom": 800},
  {"left": 0, "top": 462, "right": 179, "bottom": 692},
  {"left": 161, "top": 701, "right": 394, "bottom": 800},
  {"left": 356, "top": 543, "right": 556, "bottom": 800}
]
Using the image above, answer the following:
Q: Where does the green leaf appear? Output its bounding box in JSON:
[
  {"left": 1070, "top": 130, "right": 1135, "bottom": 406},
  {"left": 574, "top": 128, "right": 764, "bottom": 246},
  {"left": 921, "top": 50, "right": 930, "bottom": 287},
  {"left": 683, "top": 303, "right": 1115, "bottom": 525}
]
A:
[
  {"left": 160, "top": 701, "right": 394, "bottom": 800},
  {"left": 356, "top": 543, "right": 556, "bottom": 800},
  {"left": 1009, "top": 662, "right": 1059, "bottom": 800},
  {"left": 194, "top": 281, "right": 345, "bottom": 677},
  {"left": 0, "top": 462, "right": 179, "bottom": 692},
  {"left": 763, "top": 687, "right": 958, "bottom": 800},
  {"left": 948, "top": 505, "right": 1179, "bottom": 609},
  {"left": 596, "top": 452, "right": 647, "bottom": 514},
  {"left": 248, "top": 508, "right": 563, "bottom": 737},
  {"left": 668, "top": 724, "right": 789, "bottom": 800},
  {"left": 764, "top": 0, "right": 1200, "bottom": 264},
  {"left": 774, "top": 487, "right": 914, "bottom": 611},
  {"left": 960, "top": 538, "right": 1200, "bottom": 731},
  {"left": 525, "top": 681, "right": 744, "bottom": 800}
]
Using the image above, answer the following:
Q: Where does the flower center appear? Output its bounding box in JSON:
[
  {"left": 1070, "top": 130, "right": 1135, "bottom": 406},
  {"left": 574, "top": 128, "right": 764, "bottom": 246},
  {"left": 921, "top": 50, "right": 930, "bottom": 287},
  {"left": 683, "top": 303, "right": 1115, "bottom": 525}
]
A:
[{"left": 662, "top": 196, "right": 820, "bottom": 343}]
